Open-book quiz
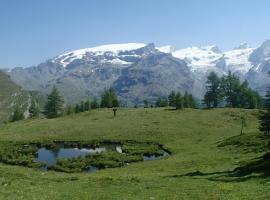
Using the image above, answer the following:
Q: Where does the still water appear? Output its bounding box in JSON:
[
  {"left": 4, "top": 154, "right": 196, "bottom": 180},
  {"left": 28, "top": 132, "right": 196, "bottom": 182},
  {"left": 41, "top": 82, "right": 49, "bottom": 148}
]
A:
[{"left": 35, "top": 147, "right": 106, "bottom": 166}]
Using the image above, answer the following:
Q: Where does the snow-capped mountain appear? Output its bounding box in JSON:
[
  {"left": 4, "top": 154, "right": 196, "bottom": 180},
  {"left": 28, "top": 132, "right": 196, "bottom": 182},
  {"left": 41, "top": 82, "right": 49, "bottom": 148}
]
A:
[
  {"left": 53, "top": 43, "right": 147, "bottom": 67},
  {"left": 5, "top": 41, "right": 270, "bottom": 104},
  {"left": 158, "top": 44, "right": 254, "bottom": 75}
]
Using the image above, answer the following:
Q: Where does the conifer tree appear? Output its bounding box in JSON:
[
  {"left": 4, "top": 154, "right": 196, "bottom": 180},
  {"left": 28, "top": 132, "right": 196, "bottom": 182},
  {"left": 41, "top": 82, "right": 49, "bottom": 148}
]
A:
[
  {"left": 183, "top": 91, "right": 190, "bottom": 108},
  {"left": 80, "top": 101, "right": 85, "bottom": 112},
  {"left": 75, "top": 104, "right": 80, "bottom": 113},
  {"left": 44, "top": 86, "right": 64, "bottom": 118},
  {"left": 91, "top": 97, "right": 99, "bottom": 109},
  {"left": 155, "top": 97, "right": 168, "bottom": 107},
  {"left": 203, "top": 71, "right": 221, "bottom": 108},
  {"left": 112, "top": 98, "right": 119, "bottom": 107},
  {"left": 188, "top": 94, "right": 197, "bottom": 108},
  {"left": 220, "top": 71, "right": 241, "bottom": 107},
  {"left": 84, "top": 100, "right": 90, "bottom": 111},
  {"left": 100, "top": 88, "right": 119, "bottom": 108},
  {"left": 168, "top": 91, "right": 176, "bottom": 107},
  {"left": 66, "top": 105, "right": 73, "bottom": 115},
  {"left": 175, "top": 92, "right": 184, "bottom": 109},
  {"left": 247, "top": 90, "right": 261, "bottom": 109},
  {"left": 204, "top": 71, "right": 261, "bottom": 109},
  {"left": 144, "top": 99, "right": 149, "bottom": 108}
]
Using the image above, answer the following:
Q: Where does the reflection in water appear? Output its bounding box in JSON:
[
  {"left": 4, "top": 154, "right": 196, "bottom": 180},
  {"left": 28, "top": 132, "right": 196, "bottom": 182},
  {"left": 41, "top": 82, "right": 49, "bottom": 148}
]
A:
[
  {"left": 34, "top": 145, "right": 169, "bottom": 172},
  {"left": 35, "top": 147, "right": 106, "bottom": 166}
]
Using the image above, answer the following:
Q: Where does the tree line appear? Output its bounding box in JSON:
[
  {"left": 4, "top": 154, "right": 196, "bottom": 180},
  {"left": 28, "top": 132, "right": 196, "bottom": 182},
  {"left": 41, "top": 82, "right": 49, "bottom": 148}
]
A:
[
  {"left": 10, "top": 87, "right": 120, "bottom": 121},
  {"left": 9, "top": 70, "right": 263, "bottom": 122},
  {"left": 67, "top": 88, "right": 119, "bottom": 115},
  {"left": 143, "top": 91, "right": 197, "bottom": 109},
  {"left": 203, "top": 71, "right": 261, "bottom": 109}
]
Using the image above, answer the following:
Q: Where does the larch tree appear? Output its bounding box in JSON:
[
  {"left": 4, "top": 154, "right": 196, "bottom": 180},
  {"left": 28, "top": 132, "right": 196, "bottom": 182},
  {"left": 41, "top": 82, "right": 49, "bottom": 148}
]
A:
[{"left": 44, "top": 86, "right": 64, "bottom": 118}]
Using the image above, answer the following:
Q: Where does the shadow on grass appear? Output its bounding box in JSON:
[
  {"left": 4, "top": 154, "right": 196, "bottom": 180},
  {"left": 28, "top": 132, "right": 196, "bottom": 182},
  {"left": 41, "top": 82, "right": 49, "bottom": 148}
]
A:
[{"left": 167, "top": 154, "right": 270, "bottom": 182}]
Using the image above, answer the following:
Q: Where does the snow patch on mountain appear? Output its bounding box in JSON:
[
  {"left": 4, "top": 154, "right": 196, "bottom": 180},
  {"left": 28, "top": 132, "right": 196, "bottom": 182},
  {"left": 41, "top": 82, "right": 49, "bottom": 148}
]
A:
[
  {"left": 224, "top": 48, "right": 254, "bottom": 73},
  {"left": 157, "top": 44, "right": 254, "bottom": 74},
  {"left": 102, "top": 58, "right": 131, "bottom": 65},
  {"left": 53, "top": 43, "right": 146, "bottom": 67},
  {"left": 51, "top": 42, "right": 257, "bottom": 76},
  {"left": 171, "top": 46, "right": 223, "bottom": 71}
]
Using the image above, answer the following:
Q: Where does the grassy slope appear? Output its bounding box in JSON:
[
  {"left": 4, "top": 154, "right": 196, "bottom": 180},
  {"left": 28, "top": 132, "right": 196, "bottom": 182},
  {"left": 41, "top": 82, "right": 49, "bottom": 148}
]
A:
[
  {"left": 0, "top": 71, "right": 30, "bottom": 122},
  {"left": 0, "top": 71, "right": 46, "bottom": 123},
  {"left": 0, "top": 108, "right": 269, "bottom": 200}
]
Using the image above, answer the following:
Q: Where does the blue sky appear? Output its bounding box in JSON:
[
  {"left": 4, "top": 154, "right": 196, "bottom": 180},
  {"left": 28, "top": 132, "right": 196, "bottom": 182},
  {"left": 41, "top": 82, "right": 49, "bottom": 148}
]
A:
[{"left": 1, "top": 0, "right": 270, "bottom": 68}]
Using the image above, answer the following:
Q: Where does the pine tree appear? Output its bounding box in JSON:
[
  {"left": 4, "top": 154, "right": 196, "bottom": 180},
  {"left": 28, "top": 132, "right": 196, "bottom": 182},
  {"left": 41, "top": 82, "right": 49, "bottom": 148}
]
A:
[
  {"left": 203, "top": 71, "right": 221, "bottom": 108},
  {"left": 10, "top": 106, "right": 24, "bottom": 122},
  {"left": 259, "top": 73, "right": 270, "bottom": 135},
  {"left": 84, "top": 100, "right": 90, "bottom": 111},
  {"left": 28, "top": 98, "right": 39, "bottom": 118},
  {"left": 175, "top": 92, "right": 183, "bottom": 109},
  {"left": 44, "top": 86, "right": 64, "bottom": 118},
  {"left": 162, "top": 99, "right": 169, "bottom": 107},
  {"left": 91, "top": 97, "right": 99, "bottom": 109},
  {"left": 144, "top": 99, "right": 149, "bottom": 108},
  {"left": 75, "top": 104, "right": 80, "bottom": 113},
  {"left": 112, "top": 98, "right": 119, "bottom": 107},
  {"left": 238, "top": 80, "right": 250, "bottom": 108},
  {"left": 183, "top": 91, "right": 190, "bottom": 108},
  {"left": 220, "top": 71, "right": 241, "bottom": 107},
  {"left": 65, "top": 105, "right": 73, "bottom": 115},
  {"left": 155, "top": 98, "right": 162, "bottom": 107},
  {"left": 188, "top": 94, "right": 197, "bottom": 108},
  {"left": 80, "top": 101, "right": 85, "bottom": 112},
  {"left": 100, "top": 88, "right": 119, "bottom": 108},
  {"left": 247, "top": 90, "right": 261, "bottom": 109},
  {"left": 168, "top": 91, "right": 176, "bottom": 107},
  {"left": 220, "top": 72, "right": 261, "bottom": 108},
  {"left": 155, "top": 98, "right": 168, "bottom": 107}
]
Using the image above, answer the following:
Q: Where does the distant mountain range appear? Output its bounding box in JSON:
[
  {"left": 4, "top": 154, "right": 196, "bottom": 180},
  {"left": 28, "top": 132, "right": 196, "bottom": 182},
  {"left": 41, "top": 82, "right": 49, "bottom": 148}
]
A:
[{"left": 3, "top": 40, "right": 270, "bottom": 105}]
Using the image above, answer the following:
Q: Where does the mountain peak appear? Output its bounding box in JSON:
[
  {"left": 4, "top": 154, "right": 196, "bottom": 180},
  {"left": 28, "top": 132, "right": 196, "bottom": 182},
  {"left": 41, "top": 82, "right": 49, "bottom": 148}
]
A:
[
  {"left": 53, "top": 43, "right": 147, "bottom": 67},
  {"left": 86, "top": 43, "right": 147, "bottom": 53},
  {"left": 201, "top": 45, "right": 221, "bottom": 53},
  {"left": 234, "top": 42, "right": 249, "bottom": 50},
  {"left": 249, "top": 40, "right": 270, "bottom": 64},
  {"left": 157, "top": 45, "right": 176, "bottom": 53},
  {"left": 57, "top": 43, "right": 147, "bottom": 58},
  {"left": 259, "top": 40, "right": 270, "bottom": 50}
]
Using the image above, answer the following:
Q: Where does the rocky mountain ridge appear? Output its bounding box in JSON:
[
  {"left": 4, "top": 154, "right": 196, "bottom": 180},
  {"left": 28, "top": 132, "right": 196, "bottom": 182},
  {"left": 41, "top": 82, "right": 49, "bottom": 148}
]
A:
[{"left": 4, "top": 41, "right": 270, "bottom": 105}]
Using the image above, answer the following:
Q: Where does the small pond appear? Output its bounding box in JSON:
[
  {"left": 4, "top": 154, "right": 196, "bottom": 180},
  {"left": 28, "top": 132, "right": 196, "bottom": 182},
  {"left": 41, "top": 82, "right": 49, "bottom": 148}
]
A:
[
  {"left": 0, "top": 141, "right": 170, "bottom": 173},
  {"left": 35, "top": 147, "right": 107, "bottom": 166}
]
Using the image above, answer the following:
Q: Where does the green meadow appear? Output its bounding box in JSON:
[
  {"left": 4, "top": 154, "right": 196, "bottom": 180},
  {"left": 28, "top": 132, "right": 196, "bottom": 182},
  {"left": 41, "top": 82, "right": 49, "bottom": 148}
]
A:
[{"left": 0, "top": 108, "right": 269, "bottom": 200}]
